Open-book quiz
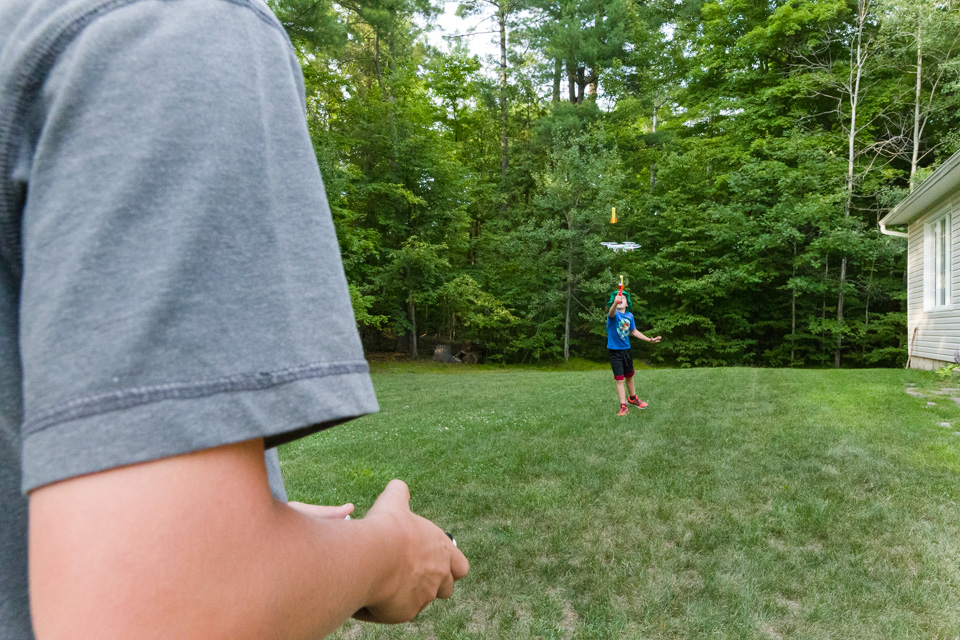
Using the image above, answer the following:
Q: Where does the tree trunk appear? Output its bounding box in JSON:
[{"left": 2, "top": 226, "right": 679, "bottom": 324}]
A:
[
  {"left": 499, "top": 6, "right": 508, "bottom": 179},
  {"left": 791, "top": 241, "right": 797, "bottom": 365},
  {"left": 385, "top": 37, "right": 399, "bottom": 173},
  {"left": 432, "top": 344, "right": 459, "bottom": 363},
  {"left": 835, "top": 255, "right": 847, "bottom": 368},
  {"left": 862, "top": 250, "right": 877, "bottom": 358},
  {"left": 836, "top": 13, "right": 866, "bottom": 369},
  {"left": 587, "top": 67, "right": 597, "bottom": 100},
  {"left": 910, "top": 23, "right": 922, "bottom": 192},
  {"left": 408, "top": 296, "right": 418, "bottom": 360},
  {"left": 553, "top": 58, "right": 562, "bottom": 102},
  {"left": 452, "top": 100, "right": 460, "bottom": 144},
  {"left": 374, "top": 31, "right": 382, "bottom": 89},
  {"left": 822, "top": 256, "right": 829, "bottom": 356},
  {"left": 650, "top": 93, "right": 658, "bottom": 192},
  {"left": 791, "top": 288, "right": 797, "bottom": 365},
  {"left": 564, "top": 240, "right": 573, "bottom": 363},
  {"left": 588, "top": 0, "right": 602, "bottom": 100}
]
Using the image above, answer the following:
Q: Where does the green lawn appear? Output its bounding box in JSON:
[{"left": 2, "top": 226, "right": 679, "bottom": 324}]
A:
[{"left": 279, "top": 367, "right": 960, "bottom": 639}]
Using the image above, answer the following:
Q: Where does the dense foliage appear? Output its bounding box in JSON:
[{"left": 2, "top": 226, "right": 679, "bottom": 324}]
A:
[{"left": 269, "top": 0, "right": 960, "bottom": 367}]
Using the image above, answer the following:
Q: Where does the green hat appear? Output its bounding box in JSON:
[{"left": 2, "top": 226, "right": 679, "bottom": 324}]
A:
[{"left": 608, "top": 291, "right": 632, "bottom": 311}]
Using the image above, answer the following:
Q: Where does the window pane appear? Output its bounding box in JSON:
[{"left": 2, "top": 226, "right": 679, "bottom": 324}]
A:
[
  {"left": 936, "top": 220, "right": 942, "bottom": 305},
  {"left": 938, "top": 218, "right": 947, "bottom": 305}
]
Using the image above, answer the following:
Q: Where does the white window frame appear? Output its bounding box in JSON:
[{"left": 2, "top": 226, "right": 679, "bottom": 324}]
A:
[{"left": 924, "top": 207, "right": 952, "bottom": 311}]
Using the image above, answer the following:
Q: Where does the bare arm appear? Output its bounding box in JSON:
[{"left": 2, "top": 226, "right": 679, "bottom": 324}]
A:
[
  {"left": 608, "top": 298, "right": 620, "bottom": 318},
  {"left": 30, "top": 439, "right": 468, "bottom": 640},
  {"left": 631, "top": 329, "right": 662, "bottom": 343}
]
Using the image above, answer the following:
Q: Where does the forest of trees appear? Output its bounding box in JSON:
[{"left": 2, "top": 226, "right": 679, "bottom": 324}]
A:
[{"left": 268, "top": 0, "right": 960, "bottom": 367}]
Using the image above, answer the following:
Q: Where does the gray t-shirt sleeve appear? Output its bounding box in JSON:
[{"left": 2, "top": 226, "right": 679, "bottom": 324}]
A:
[{"left": 18, "top": 0, "right": 377, "bottom": 492}]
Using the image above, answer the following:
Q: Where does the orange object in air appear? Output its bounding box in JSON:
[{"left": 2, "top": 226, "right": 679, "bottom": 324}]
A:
[{"left": 610, "top": 207, "right": 617, "bottom": 224}]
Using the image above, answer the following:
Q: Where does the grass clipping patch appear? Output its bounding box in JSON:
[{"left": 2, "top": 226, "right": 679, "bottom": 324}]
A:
[{"left": 280, "top": 368, "right": 960, "bottom": 639}]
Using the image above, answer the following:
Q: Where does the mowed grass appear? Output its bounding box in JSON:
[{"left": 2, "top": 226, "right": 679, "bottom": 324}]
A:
[{"left": 279, "top": 367, "right": 960, "bottom": 639}]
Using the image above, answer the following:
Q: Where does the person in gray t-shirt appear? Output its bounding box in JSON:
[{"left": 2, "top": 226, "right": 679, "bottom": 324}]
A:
[{"left": 0, "top": 0, "right": 467, "bottom": 637}]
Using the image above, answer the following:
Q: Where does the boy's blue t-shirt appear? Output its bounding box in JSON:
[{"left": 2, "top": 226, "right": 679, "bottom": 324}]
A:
[{"left": 607, "top": 311, "right": 636, "bottom": 349}]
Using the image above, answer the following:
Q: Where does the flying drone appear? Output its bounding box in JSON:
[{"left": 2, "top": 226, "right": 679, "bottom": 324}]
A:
[
  {"left": 602, "top": 207, "right": 639, "bottom": 252},
  {"left": 601, "top": 241, "right": 640, "bottom": 253}
]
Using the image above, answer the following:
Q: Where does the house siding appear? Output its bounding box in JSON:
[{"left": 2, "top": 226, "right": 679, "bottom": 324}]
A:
[{"left": 907, "top": 196, "right": 960, "bottom": 368}]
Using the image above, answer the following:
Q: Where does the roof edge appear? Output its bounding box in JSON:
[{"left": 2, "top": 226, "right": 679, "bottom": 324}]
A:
[{"left": 880, "top": 149, "right": 960, "bottom": 226}]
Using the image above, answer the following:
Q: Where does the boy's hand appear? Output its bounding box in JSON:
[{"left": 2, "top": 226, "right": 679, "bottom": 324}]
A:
[
  {"left": 650, "top": 336, "right": 662, "bottom": 343},
  {"left": 355, "top": 480, "right": 469, "bottom": 623}
]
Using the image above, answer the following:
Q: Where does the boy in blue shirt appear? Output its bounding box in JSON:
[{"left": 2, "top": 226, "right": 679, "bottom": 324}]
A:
[{"left": 607, "top": 291, "right": 661, "bottom": 415}]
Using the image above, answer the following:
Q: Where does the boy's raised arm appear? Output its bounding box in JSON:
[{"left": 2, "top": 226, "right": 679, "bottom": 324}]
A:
[{"left": 608, "top": 297, "right": 620, "bottom": 318}]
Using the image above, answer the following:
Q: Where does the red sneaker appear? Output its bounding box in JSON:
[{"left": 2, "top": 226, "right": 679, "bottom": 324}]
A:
[
  {"left": 617, "top": 404, "right": 629, "bottom": 416},
  {"left": 628, "top": 395, "right": 648, "bottom": 409}
]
